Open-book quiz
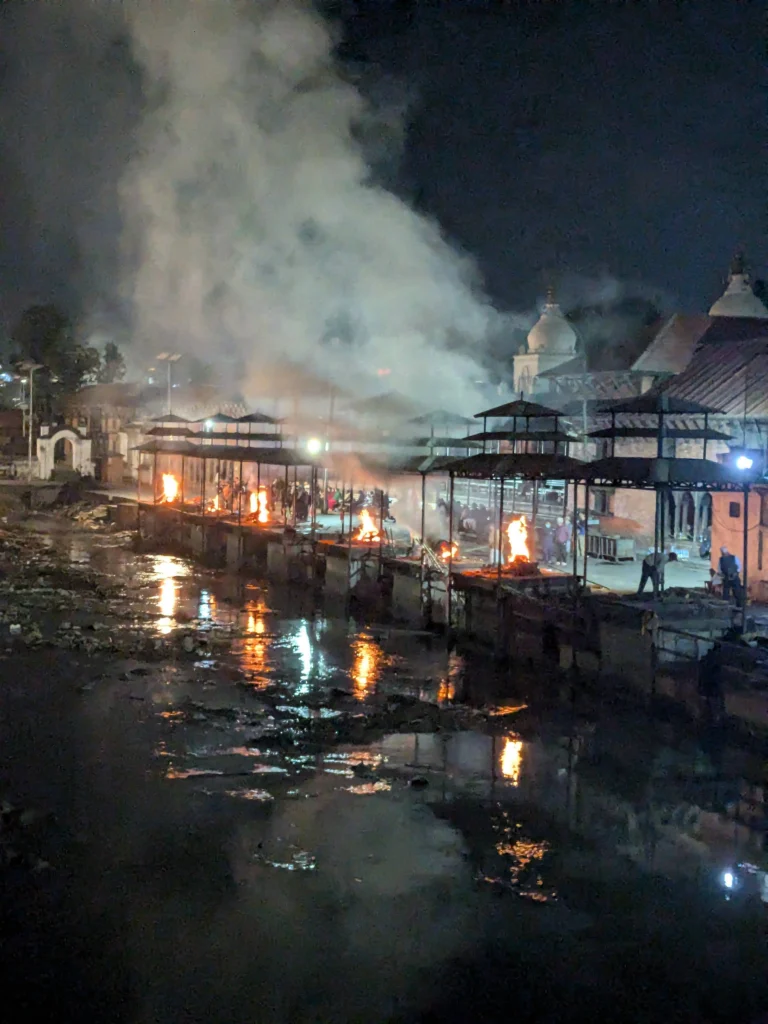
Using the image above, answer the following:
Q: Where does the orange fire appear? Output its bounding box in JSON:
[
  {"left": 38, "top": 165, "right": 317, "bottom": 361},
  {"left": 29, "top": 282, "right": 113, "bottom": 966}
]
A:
[
  {"left": 440, "top": 541, "right": 459, "bottom": 562},
  {"left": 257, "top": 489, "right": 268, "bottom": 523},
  {"left": 209, "top": 494, "right": 220, "bottom": 513},
  {"left": 507, "top": 516, "right": 530, "bottom": 562},
  {"left": 249, "top": 491, "right": 257, "bottom": 515},
  {"left": 355, "top": 507, "right": 380, "bottom": 542},
  {"left": 161, "top": 474, "right": 179, "bottom": 503}
]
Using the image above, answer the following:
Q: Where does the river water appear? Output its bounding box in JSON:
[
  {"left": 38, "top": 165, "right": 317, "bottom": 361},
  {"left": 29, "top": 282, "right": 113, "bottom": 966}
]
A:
[{"left": 2, "top": 520, "right": 767, "bottom": 1023}]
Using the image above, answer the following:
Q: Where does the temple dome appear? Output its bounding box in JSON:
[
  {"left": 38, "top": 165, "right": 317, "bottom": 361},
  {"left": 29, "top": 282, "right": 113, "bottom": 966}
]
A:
[
  {"left": 527, "top": 289, "right": 578, "bottom": 355},
  {"left": 709, "top": 252, "right": 768, "bottom": 319}
]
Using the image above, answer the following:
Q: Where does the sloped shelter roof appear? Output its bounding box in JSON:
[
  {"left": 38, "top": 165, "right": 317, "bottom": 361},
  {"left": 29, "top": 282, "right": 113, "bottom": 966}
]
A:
[
  {"left": 445, "top": 452, "right": 584, "bottom": 480},
  {"left": 588, "top": 426, "right": 731, "bottom": 441},
  {"left": 474, "top": 399, "right": 561, "bottom": 419},
  {"left": 467, "top": 429, "right": 578, "bottom": 443},
  {"left": 135, "top": 440, "right": 318, "bottom": 466},
  {"left": 630, "top": 314, "right": 712, "bottom": 375},
  {"left": 583, "top": 457, "right": 755, "bottom": 490},
  {"left": 595, "top": 395, "right": 721, "bottom": 416},
  {"left": 406, "top": 409, "right": 474, "bottom": 427},
  {"left": 659, "top": 336, "right": 768, "bottom": 419}
]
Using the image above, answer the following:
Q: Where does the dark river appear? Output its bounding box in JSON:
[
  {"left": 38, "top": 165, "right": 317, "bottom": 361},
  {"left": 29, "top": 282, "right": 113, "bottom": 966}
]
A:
[{"left": 1, "top": 521, "right": 767, "bottom": 1023}]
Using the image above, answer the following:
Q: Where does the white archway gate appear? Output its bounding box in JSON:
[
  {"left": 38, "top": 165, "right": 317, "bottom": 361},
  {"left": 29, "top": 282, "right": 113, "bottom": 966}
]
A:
[{"left": 36, "top": 427, "right": 94, "bottom": 480}]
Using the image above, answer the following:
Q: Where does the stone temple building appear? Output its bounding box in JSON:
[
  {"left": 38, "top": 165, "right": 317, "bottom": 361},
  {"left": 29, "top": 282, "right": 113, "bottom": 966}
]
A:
[{"left": 509, "top": 252, "right": 768, "bottom": 551}]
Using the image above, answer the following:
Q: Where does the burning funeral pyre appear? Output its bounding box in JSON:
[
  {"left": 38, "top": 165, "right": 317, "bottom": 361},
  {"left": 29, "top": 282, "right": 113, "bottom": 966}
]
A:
[
  {"left": 248, "top": 489, "right": 269, "bottom": 524},
  {"left": 355, "top": 508, "right": 380, "bottom": 543},
  {"left": 507, "top": 516, "right": 529, "bottom": 563},
  {"left": 436, "top": 540, "right": 459, "bottom": 562},
  {"left": 505, "top": 515, "right": 539, "bottom": 576},
  {"left": 161, "top": 474, "right": 179, "bottom": 503}
]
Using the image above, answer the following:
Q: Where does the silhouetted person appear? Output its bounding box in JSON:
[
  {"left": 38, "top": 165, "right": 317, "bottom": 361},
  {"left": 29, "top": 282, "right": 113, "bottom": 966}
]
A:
[
  {"left": 718, "top": 546, "right": 742, "bottom": 604},
  {"left": 698, "top": 642, "right": 725, "bottom": 725}
]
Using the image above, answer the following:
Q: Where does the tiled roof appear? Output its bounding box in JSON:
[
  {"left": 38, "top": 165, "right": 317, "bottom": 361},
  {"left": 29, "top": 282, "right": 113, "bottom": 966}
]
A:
[
  {"left": 660, "top": 335, "right": 768, "bottom": 418},
  {"left": 631, "top": 314, "right": 711, "bottom": 375}
]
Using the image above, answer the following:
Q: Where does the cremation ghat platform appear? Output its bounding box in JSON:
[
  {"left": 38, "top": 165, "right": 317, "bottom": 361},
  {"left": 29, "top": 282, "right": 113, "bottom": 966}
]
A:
[{"left": 452, "top": 564, "right": 577, "bottom": 596}]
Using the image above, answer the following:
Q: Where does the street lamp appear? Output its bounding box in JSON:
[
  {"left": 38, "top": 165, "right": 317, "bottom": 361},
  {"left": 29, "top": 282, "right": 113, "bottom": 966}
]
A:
[
  {"left": 156, "top": 352, "right": 182, "bottom": 415},
  {"left": 18, "top": 360, "right": 43, "bottom": 481}
]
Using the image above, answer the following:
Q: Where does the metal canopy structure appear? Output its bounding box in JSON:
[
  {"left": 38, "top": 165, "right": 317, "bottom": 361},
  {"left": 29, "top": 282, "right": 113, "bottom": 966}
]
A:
[
  {"left": 135, "top": 439, "right": 317, "bottom": 467},
  {"left": 406, "top": 409, "right": 474, "bottom": 428},
  {"left": 467, "top": 429, "right": 579, "bottom": 443},
  {"left": 474, "top": 399, "right": 561, "bottom": 419},
  {"left": 588, "top": 426, "right": 732, "bottom": 442},
  {"left": 445, "top": 452, "right": 584, "bottom": 481},
  {"left": 594, "top": 395, "right": 722, "bottom": 416},
  {"left": 582, "top": 456, "right": 758, "bottom": 491}
]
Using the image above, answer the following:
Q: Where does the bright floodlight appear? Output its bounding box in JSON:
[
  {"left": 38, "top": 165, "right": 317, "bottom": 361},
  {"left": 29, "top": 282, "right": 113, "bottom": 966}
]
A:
[
  {"left": 736, "top": 455, "right": 754, "bottom": 470},
  {"left": 306, "top": 437, "right": 322, "bottom": 455},
  {"left": 722, "top": 871, "right": 735, "bottom": 889},
  {"left": 205, "top": 419, "right": 214, "bottom": 430}
]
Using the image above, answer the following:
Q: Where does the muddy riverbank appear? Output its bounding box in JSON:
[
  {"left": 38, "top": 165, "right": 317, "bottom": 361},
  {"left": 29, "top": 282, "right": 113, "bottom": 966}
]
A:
[{"left": 1, "top": 514, "right": 768, "bottom": 1023}]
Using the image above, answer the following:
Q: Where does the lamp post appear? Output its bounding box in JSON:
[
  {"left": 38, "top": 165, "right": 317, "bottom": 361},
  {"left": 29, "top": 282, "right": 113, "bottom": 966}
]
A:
[
  {"left": 18, "top": 361, "right": 43, "bottom": 481},
  {"left": 156, "top": 352, "right": 182, "bottom": 415}
]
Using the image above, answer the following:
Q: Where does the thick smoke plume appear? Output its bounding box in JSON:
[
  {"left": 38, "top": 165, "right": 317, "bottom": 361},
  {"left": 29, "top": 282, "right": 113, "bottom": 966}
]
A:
[{"left": 121, "top": 0, "right": 499, "bottom": 414}]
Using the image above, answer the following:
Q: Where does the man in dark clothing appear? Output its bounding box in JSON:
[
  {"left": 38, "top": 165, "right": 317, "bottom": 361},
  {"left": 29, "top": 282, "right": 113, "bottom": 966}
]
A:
[
  {"left": 637, "top": 549, "right": 676, "bottom": 595},
  {"left": 718, "top": 546, "right": 743, "bottom": 604},
  {"left": 698, "top": 642, "right": 725, "bottom": 724}
]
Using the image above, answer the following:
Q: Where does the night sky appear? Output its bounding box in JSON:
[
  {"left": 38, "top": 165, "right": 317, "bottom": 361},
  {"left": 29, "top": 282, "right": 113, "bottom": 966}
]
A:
[{"left": 0, "top": 0, "right": 764, "bottom": 333}]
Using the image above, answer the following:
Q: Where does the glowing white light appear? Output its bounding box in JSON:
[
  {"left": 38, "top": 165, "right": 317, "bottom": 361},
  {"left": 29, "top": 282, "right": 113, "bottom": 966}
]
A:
[
  {"left": 205, "top": 420, "right": 214, "bottom": 431},
  {"left": 306, "top": 437, "right": 322, "bottom": 455},
  {"left": 722, "top": 871, "right": 735, "bottom": 889},
  {"left": 294, "top": 622, "right": 313, "bottom": 682},
  {"left": 736, "top": 455, "right": 753, "bottom": 470}
]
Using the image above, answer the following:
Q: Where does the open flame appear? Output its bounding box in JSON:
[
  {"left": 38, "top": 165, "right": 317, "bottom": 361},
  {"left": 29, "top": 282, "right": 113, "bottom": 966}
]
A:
[
  {"left": 209, "top": 493, "right": 220, "bottom": 513},
  {"left": 250, "top": 491, "right": 257, "bottom": 515},
  {"left": 161, "top": 474, "right": 178, "bottom": 503},
  {"left": 507, "top": 516, "right": 530, "bottom": 563},
  {"left": 355, "top": 507, "right": 380, "bottom": 543},
  {"left": 440, "top": 541, "right": 459, "bottom": 562},
  {"left": 257, "top": 489, "right": 268, "bottom": 523}
]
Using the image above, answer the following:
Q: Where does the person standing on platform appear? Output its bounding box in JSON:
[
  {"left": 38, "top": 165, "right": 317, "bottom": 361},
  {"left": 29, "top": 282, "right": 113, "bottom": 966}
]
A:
[{"left": 718, "top": 546, "right": 743, "bottom": 604}]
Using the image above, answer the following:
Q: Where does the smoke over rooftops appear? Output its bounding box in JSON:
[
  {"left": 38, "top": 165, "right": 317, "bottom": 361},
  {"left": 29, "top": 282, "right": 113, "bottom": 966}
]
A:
[{"left": 119, "top": 0, "right": 503, "bottom": 415}]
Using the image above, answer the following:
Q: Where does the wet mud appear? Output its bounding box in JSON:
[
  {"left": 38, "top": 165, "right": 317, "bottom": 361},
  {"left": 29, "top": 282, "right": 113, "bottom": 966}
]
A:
[{"left": 1, "top": 514, "right": 767, "bottom": 1023}]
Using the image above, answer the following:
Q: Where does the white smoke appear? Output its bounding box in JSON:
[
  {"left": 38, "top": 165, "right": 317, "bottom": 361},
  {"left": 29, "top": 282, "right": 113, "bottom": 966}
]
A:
[{"left": 120, "top": 0, "right": 501, "bottom": 415}]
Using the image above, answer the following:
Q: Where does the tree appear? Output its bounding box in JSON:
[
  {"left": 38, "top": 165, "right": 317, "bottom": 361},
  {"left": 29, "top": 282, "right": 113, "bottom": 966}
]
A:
[
  {"left": 10, "top": 304, "right": 102, "bottom": 416},
  {"left": 98, "top": 341, "right": 127, "bottom": 383}
]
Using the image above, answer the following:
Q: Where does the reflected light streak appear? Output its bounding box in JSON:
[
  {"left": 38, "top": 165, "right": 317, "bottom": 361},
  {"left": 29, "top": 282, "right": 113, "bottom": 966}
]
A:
[
  {"left": 237, "top": 600, "right": 269, "bottom": 682},
  {"left": 352, "top": 638, "right": 383, "bottom": 700},
  {"left": 501, "top": 737, "right": 523, "bottom": 784},
  {"left": 293, "top": 622, "right": 312, "bottom": 683}
]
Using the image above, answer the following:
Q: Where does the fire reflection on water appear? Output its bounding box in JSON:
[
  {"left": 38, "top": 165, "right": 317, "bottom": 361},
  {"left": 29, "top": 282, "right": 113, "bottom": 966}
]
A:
[
  {"left": 351, "top": 637, "right": 383, "bottom": 699},
  {"left": 501, "top": 737, "right": 523, "bottom": 785},
  {"left": 237, "top": 600, "right": 269, "bottom": 681},
  {"left": 153, "top": 555, "right": 189, "bottom": 635}
]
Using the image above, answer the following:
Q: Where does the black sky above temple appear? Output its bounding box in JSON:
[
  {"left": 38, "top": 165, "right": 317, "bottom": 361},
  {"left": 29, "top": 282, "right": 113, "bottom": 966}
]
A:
[{"left": 0, "top": 0, "right": 764, "bottom": 332}]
